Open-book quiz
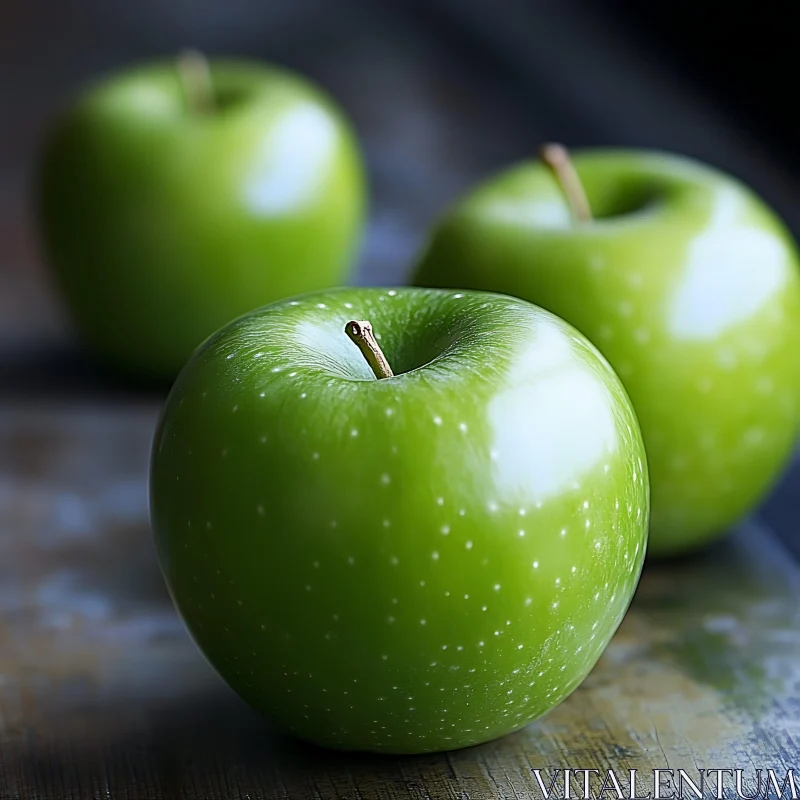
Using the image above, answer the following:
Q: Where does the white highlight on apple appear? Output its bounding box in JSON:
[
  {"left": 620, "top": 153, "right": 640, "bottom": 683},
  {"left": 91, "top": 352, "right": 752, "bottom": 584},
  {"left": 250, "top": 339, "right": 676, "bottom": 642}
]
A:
[
  {"left": 487, "top": 322, "right": 618, "bottom": 503},
  {"left": 243, "top": 104, "right": 337, "bottom": 216},
  {"left": 669, "top": 188, "right": 788, "bottom": 339}
]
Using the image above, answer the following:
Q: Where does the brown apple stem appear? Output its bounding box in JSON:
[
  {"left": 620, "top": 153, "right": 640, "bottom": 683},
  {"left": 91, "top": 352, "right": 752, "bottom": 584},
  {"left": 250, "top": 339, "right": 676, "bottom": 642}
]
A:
[
  {"left": 177, "top": 49, "right": 215, "bottom": 114},
  {"left": 539, "top": 142, "right": 593, "bottom": 223},
  {"left": 345, "top": 320, "right": 394, "bottom": 380}
]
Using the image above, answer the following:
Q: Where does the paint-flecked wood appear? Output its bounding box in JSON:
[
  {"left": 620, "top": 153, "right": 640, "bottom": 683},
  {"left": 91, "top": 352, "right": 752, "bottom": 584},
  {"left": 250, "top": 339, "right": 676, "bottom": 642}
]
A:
[{"left": 1, "top": 405, "right": 799, "bottom": 800}]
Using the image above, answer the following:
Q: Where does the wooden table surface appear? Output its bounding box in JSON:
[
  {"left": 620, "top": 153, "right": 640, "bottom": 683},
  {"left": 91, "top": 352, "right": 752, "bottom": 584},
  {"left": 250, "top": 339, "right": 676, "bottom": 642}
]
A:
[
  {"left": 2, "top": 2, "right": 799, "bottom": 797},
  {"left": 2, "top": 406, "right": 799, "bottom": 798}
]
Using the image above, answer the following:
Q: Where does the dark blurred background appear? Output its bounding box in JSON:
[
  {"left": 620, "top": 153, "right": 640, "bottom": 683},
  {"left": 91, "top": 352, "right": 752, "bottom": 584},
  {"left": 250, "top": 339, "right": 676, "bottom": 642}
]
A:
[
  {"left": 3, "top": 0, "right": 798, "bottom": 543},
  {"left": 2, "top": 0, "right": 799, "bottom": 384}
]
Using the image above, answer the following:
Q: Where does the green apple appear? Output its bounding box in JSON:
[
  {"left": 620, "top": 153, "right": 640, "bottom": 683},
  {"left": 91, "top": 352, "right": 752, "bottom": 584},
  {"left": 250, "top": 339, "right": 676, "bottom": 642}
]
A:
[
  {"left": 413, "top": 147, "right": 800, "bottom": 556},
  {"left": 38, "top": 53, "right": 365, "bottom": 379},
  {"left": 150, "top": 287, "right": 648, "bottom": 753}
]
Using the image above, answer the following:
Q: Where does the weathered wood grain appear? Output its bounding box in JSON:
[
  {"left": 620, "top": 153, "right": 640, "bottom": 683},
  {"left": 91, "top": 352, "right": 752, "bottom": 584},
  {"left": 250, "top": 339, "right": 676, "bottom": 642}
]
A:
[{"left": 1, "top": 405, "right": 799, "bottom": 799}]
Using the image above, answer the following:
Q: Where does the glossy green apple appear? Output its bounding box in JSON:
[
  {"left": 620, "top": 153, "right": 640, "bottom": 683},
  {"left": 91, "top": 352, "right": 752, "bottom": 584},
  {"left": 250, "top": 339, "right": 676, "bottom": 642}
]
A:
[
  {"left": 38, "top": 55, "right": 365, "bottom": 379},
  {"left": 413, "top": 149, "right": 800, "bottom": 556},
  {"left": 150, "top": 287, "right": 648, "bottom": 753}
]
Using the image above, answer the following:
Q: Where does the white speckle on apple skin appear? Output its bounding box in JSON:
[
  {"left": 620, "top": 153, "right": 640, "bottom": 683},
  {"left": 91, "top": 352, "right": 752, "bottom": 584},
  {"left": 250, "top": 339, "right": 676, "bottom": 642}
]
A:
[
  {"left": 617, "top": 363, "right": 634, "bottom": 379},
  {"left": 756, "top": 377, "right": 774, "bottom": 395},
  {"left": 589, "top": 255, "right": 605, "bottom": 271}
]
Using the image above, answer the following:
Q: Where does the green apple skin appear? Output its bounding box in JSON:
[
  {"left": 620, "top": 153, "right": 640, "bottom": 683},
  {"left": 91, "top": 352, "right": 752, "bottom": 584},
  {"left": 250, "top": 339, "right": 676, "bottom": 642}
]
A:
[
  {"left": 38, "top": 59, "right": 365, "bottom": 379},
  {"left": 150, "top": 287, "right": 648, "bottom": 753},
  {"left": 413, "top": 151, "right": 800, "bottom": 556}
]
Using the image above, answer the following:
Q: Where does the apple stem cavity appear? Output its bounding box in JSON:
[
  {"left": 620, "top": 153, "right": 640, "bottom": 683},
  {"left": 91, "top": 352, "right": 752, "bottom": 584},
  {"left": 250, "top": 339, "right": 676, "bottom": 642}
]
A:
[
  {"left": 177, "top": 49, "right": 215, "bottom": 115},
  {"left": 539, "top": 143, "right": 593, "bottom": 223},
  {"left": 345, "top": 320, "right": 394, "bottom": 380}
]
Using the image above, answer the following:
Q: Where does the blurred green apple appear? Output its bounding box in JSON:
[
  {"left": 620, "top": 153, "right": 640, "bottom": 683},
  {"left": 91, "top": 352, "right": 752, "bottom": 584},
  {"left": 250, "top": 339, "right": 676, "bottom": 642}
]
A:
[
  {"left": 413, "top": 146, "right": 800, "bottom": 555},
  {"left": 38, "top": 53, "right": 365, "bottom": 379},
  {"left": 150, "top": 287, "right": 648, "bottom": 752}
]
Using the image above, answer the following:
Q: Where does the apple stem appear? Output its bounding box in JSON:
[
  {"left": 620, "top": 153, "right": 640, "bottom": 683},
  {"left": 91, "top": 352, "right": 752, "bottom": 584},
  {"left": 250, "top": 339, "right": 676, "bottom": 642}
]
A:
[
  {"left": 177, "top": 49, "right": 215, "bottom": 115},
  {"left": 539, "top": 143, "right": 593, "bottom": 223},
  {"left": 345, "top": 320, "right": 394, "bottom": 380}
]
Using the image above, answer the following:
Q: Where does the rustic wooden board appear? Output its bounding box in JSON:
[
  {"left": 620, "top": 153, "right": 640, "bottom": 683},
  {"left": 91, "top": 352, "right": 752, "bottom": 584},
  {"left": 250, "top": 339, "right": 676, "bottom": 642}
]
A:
[{"left": 1, "top": 405, "right": 799, "bottom": 799}]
